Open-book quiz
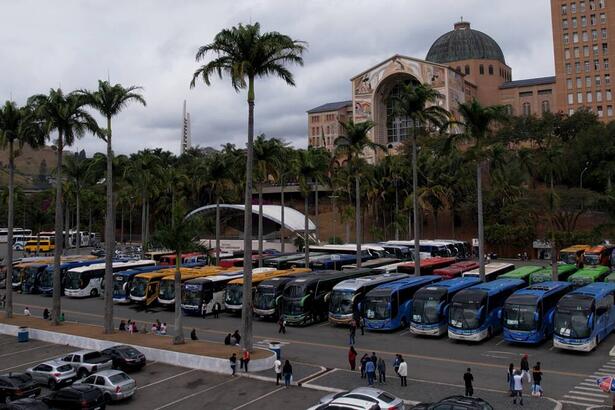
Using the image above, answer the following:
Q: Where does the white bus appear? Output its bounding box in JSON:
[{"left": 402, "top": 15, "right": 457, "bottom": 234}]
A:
[
  {"left": 181, "top": 270, "right": 244, "bottom": 316},
  {"left": 0, "top": 228, "right": 32, "bottom": 243},
  {"left": 64, "top": 260, "right": 156, "bottom": 298},
  {"left": 38, "top": 230, "right": 93, "bottom": 248},
  {"left": 462, "top": 262, "right": 515, "bottom": 282}
]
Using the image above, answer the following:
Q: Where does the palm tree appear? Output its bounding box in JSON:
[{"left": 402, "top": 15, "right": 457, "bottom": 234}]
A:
[
  {"left": 391, "top": 83, "right": 450, "bottom": 275},
  {"left": 62, "top": 152, "right": 90, "bottom": 252},
  {"left": 0, "top": 101, "right": 45, "bottom": 318},
  {"left": 152, "top": 207, "right": 203, "bottom": 345},
  {"left": 191, "top": 22, "right": 306, "bottom": 352},
  {"left": 78, "top": 80, "right": 145, "bottom": 333},
  {"left": 336, "top": 119, "right": 383, "bottom": 268},
  {"left": 29, "top": 89, "right": 100, "bottom": 325},
  {"left": 456, "top": 99, "right": 507, "bottom": 282}
]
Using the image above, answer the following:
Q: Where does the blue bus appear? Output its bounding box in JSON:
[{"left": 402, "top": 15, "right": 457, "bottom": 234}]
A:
[
  {"left": 448, "top": 279, "right": 526, "bottom": 342},
  {"left": 310, "top": 253, "right": 374, "bottom": 270},
  {"left": 553, "top": 282, "right": 615, "bottom": 352},
  {"left": 113, "top": 265, "right": 166, "bottom": 303},
  {"left": 39, "top": 259, "right": 105, "bottom": 296},
  {"left": 502, "top": 281, "right": 573, "bottom": 344},
  {"left": 410, "top": 277, "right": 481, "bottom": 336},
  {"left": 363, "top": 275, "right": 442, "bottom": 331}
]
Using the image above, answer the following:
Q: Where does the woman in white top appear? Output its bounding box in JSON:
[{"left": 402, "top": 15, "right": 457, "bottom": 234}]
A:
[{"left": 397, "top": 357, "right": 408, "bottom": 387}]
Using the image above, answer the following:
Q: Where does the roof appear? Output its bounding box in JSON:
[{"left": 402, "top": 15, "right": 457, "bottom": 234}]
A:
[
  {"left": 306, "top": 100, "right": 352, "bottom": 114},
  {"left": 369, "top": 275, "right": 441, "bottom": 293},
  {"left": 499, "top": 76, "right": 556, "bottom": 89},
  {"left": 426, "top": 21, "right": 505, "bottom": 64}
]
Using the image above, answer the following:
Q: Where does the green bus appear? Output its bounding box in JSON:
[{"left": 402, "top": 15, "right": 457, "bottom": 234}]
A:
[
  {"left": 530, "top": 264, "right": 577, "bottom": 284},
  {"left": 499, "top": 266, "right": 543, "bottom": 283},
  {"left": 568, "top": 265, "right": 611, "bottom": 288}
]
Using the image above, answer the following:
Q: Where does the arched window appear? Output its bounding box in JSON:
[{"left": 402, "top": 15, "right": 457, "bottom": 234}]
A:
[
  {"left": 386, "top": 81, "right": 415, "bottom": 144},
  {"left": 464, "top": 65, "right": 470, "bottom": 75},
  {"left": 488, "top": 65, "right": 494, "bottom": 75},
  {"left": 542, "top": 100, "right": 550, "bottom": 113},
  {"left": 479, "top": 64, "right": 484, "bottom": 75},
  {"left": 522, "top": 102, "right": 531, "bottom": 116}
]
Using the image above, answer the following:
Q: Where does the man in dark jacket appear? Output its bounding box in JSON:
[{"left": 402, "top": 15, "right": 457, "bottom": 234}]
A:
[{"left": 464, "top": 368, "right": 474, "bottom": 397}]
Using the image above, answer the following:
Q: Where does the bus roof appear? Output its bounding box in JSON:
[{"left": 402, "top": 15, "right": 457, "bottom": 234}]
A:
[
  {"left": 508, "top": 281, "right": 572, "bottom": 299},
  {"left": 68, "top": 260, "right": 155, "bottom": 273},
  {"left": 434, "top": 261, "right": 479, "bottom": 275},
  {"left": 228, "top": 267, "right": 310, "bottom": 286},
  {"left": 285, "top": 269, "right": 370, "bottom": 287},
  {"left": 398, "top": 257, "right": 456, "bottom": 269},
  {"left": 567, "top": 282, "right": 615, "bottom": 298},
  {"left": 368, "top": 275, "right": 442, "bottom": 294},
  {"left": 418, "top": 277, "right": 481, "bottom": 293},
  {"left": 184, "top": 271, "right": 244, "bottom": 285},
  {"left": 309, "top": 244, "right": 386, "bottom": 252},
  {"left": 532, "top": 264, "right": 577, "bottom": 276},
  {"left": 499, "top": 266, "right": 543, "bottom": 279},
  {"left": 160, "top": 266, "right": 225, "bottom": 281},
  {"left": 585, "top": 245, "right": 615, "bottom": 254},
  {"left": 332, "top": 272, "right": 410, "bottom": 292},
  {"left": 114, "top": 265, "right": 166, "bottom": 278},
  {"left": 462, "top": 278, "right": 526, "bottom": 295},
  {"left": 463, "top": 262, "right": 516, "bottom": 277},
  {"left": 569, "top": 265, "right": 611, "bottom": 278},
  {"left": 342, "top": 258, "right": 401, "bottom": 270},
  {"left": 560, "top": 244, "right": 591, "bottom": 253}
]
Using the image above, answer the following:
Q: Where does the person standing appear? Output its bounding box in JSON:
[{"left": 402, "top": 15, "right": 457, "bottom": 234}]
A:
[
  {"left": 201, "top": 303, "right": 207, "bottom": 318},
  {"left": 365, "top": 358, "right": 376, "bottom": 386},
  {"left": 360, "top": 354, "right": 369, "bottom": 379},
  {"left": 398, "top": 357, "right": 408, "bottom": 387},
  {"left": 464, "top": 368, "right": 474, "bottom": 397},
  {"left": 359, "top": 317, "right": 365, "bottom": 335},
  {"left": 377, "top": 358, "right": 386, "bottom": 384},
  {"left": 520, "top": 354, "right": 531, "bottom": 383},
  {"left": 370, "top": 352, "right": 378, "bottom": 366},
  {"left": 393, "top": 354, "right": 401, "bottom": 375},
  {"left": 229, "top": 353, "right": 237, "bottom": 376},
  {"left": 43, "top": 308, "right": 50, "bottom": 320},
  {"left": 349, "top": 322, "right": 356, "bottom": 345},
  {"left": 213, "top": 302, "right": 221, "bottom": 318},
  {"left": 348, "top": 346, "right": 357, "bottom": 371},
  {"left": 278, "top": 317, "right": 286, "bottom": 334},
  {"left": 274, "top": 358, "right": 282, "bottom": 385},
  {"left": 507, "top": 363, "right": 515, "bottom": 396},
  {"left": 512, "top": 370, "right": 524, "bottom": 406},
  {"left": 242, "top": 349, "right": 250, "bottom": 372},
  {"left": 532, "top": 363, "right": 543, "bottom": 397},
  {"left": 283, "top": 360, "right": 293, "bottom": 387},
  {"left": 23, "top": 307, "right": 31, "bottom": 316}
]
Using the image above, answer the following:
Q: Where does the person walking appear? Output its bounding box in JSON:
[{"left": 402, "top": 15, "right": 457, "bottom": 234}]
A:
[
  {"left": 520, "top": 354, "right": 531, "bottom": 383},
  {"left": 398, "top": 357, "right": 408, "bottom": 387},
  {"left": 283, "top": 360, "right": 293, "bottom": 387},
  {"left": 278, "top": 317, "right": 286, "bottom": 334},
  {"left": 241, "top": 349, "right": 250, "bottom": 372},
  {"left": 229, "top": 353, "right": 237, "bottom": 376},
  {"left": 512, "top": 369, "right": 524, "bottom": 406},
  {"left": 349, "top": 322, "right": 356, "bottom": 345},
  {"left": 532, "top": 363, "right": 543, "bottom": 397},
  {"left": 348, "top": 346, "right": 357, "bottom": 371},
  {"left": 365, "top": 358, "right": 376, "bottom": 386},
  {"left": 377, "top": 358, "right": 386, "bottom": 384},
  {"left": 212, "top": 302, "right": 220, "bottom": 318},
  {"left": 464, "top": 368, "right": 474, "bottom": 397},
  {"left": 393, "top": 354, "right": 401, "bottom": 375},
  {"left": 274, "top": 358, "right": 282, "bottom": 385},
  {"left": 360, "top": 354, "right": 369, "bottom": 379},
  {"left": 507, "top": 363, "right": 515, "bottom": 396},
  {"left": 359, "top": 317, "right": 365, "bottom": 335}
]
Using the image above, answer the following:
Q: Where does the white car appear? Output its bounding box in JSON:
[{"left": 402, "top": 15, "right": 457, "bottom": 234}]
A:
[
  {"left": 308, "top": 397, "right": 382, "bottom": 410},
  {"left": 318, "top": 387, "right": 405, "bottom": 410},
  {"left": 75, "top": 369, "right": 136, "bottom": 402}
]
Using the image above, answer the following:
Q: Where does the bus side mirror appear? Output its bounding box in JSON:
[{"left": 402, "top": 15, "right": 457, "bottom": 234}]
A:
[{"left": 497, "top": 310, "right": 502, "bottom": 320}]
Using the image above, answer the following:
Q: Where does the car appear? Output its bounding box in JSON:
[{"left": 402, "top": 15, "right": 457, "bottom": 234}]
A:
[
  {"left": 56, "top": 350, "right": 113, "bottom": 378},
  {"left": 410, "top": 396, "right": 493, "bottom": 410},
  {"left": 318, "top": 387, "right": 405, "bottom": 410},
  {"left": 42, "top": 385, "right": 106, "bottom": 410},
  {"left": 26, "top": 360, "right": 77, "bottom": 389},
  {"left": 5, "top": 397, "right": 50, "bottom": 409},
  {"left": 101, "top": 345, "right": 146, "bottom": 371},
  {"left": 308, "top": 397, "right": 382, "bottom": 410},
  {"left": 75, "top": 370, "right": 136, "bottom": 402},
  {"left": 0, "top": 373, "right": 41, "bottom": 404}
]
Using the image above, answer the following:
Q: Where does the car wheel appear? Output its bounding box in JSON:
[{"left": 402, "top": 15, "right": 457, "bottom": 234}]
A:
[
  {"left": 104, "top": 393, "right": 112, "bottom": 403},
  {"left": 78, "top": 368, "right": 89, "bottom": 378},
  {"left": 90, "top": 289, "right": 99, "bottom": 297},
  {"left": 4, "top": 395, "right": 11, "bottom": 404},
  {"left": 49, "top": 379, "right": 57, "bottom": 390}
]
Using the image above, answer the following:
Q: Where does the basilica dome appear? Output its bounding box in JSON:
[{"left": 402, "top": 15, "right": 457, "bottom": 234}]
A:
[{"left": 426, "top": 21, "right": 505, "bottom": 65}]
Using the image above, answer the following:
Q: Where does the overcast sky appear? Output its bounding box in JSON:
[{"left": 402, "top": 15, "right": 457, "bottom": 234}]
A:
[{"left": 1, "top": 0, "right": 554, "bottom": 156}]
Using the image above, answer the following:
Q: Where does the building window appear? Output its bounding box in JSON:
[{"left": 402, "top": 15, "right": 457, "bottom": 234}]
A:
[
  {"left": 596, "top": 75, "right": 602, "bottom": 86},
  {"left": 574, "top": 32, "right": 580, "bottom": 43},
  {"left": 568, "top": 93, "right": 574, "bottom": 104},
  {"left": 580, "top": 1, "right": 586, "bottom": 12},
  {"left": 602, "top": 28, "right": 608, "bottom": 39},
  {"left": 538, "top": 89, "right": 552, "bottom": 95},
  {"left": 583, "top": 16, "right": 588, "bottom": 27},
  {"left": 574, "top": 47, "right": 580, "bottom": 58},
  {"left": 608, "top": 105, "right": 613, "bottom": 116},
  {"left": 585, "top": 61, "right": 591, "bottom": 72},
  {"left": 575, "top": 62, "right": 581, "bottom": 73},
  {"left": 601, "top": 13, "right": 607, "bottom": 24},
  {"left": 599, "top": 0, "right": 605, "bottom": 8},
  {"left": 591, "top": 14, "right": 597, "bottom": 25},
  {"left": 605, "top": 58, "right": 609, "bottom": 70},
  {"left": 479, "top": 64, "right": 484, "bottom": 75},
  {"left": 311, "top": 115, "right": 320, "bottom": 123},
  {"left": 578, "top": 92, "right": 583, "bottom": 103},
  {"left": 562, "top": 4, "right": 567, "bottom": 14},
  {"left": 488, "top": 65, "right": 494, "bottom": 75},
  {"left": 597, "top": 90, "right": 603, "bottom": 101},
  {"left": 594, "top": 59, "right": 600, "bottom": 70},
  {"left": 591, "top": 30, "right": 597, "bottom": 41},
  {"left": 598, "top": 105, "right": 604, "bottom": 117},
  {"left": 606, "top": 74, "right": 611, "bottom": 84},
  {"left": 326, "top": 125, "right": 330, "bottom": 134},
  {"left": 464, "top": 65, "right": 470, "bottom": 75},
  {"left": 577, "top": 77, "right": 582, "bottom": 88},
  {"left": 603, "top": 43, "right": 608, "bottom": 54},
  {"left": 519, "top": 91, "right": 533, "bottom": 97},
  {"left": 572, "top": 2, "right": 577, "bottom": 13},
  {"left": 587, "top": 92, "right": 593, "bottom": 102},
  {"left": 586, "top": 76, "right": 592, "bottom": 87},
  {"left": 573, "top": 17, "right": 578, "bottom": 28},
  {"left": 593, "top": 44, "right": 599, "bottom": 55},
  {"left": 567, "top": 63, "right": 573, "bottom": 74},
  {"left": 567, "top": 78, "right": 574, "bottom": 89},
  {"left": 542, "top": 100, "right": 550, "bottom": 113},
  {"left": 385, "top": 81, "right": 416, "bottom": 144},
  {"left": 607, "top": 89, "right": 613, "bottom": 100},
  {"left": 564, "top": 33, "right": 569, "bottom": 44},
  {"left": 563, "top": 19, "right": 569, "bottom": 30},
  {"left": 584, "top": 45, "right": 590, "bottom": 57},
  {"left": 590, "top": 0, "right": 595, "bottom": 10},
  {"left": 522, "top": 102, "right": 531, "bottom": 116}
]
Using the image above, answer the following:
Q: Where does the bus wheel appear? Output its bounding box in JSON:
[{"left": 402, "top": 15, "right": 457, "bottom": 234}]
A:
[
  {"left": 400, "top": 318, "right": 408, "bottom": 329},
  {"left": 90, "top": 289, "right": 98, "bottom": 297}
]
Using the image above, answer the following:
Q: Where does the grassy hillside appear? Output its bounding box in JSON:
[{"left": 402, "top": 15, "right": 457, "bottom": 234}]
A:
[{"left": 0, "top": 145, "right": 59, "bottom": 188}]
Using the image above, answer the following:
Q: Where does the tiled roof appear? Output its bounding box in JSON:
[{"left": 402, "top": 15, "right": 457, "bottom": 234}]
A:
[
  {"left": 307, "top": 100, "right": 352, "bottom": 114},
  {"left": 499, "top": 76, "right": 556, "bottom": 89}
]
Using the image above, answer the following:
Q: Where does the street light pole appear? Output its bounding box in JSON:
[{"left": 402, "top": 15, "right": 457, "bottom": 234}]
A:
[{"left": 580, "top": 161, "right": 590, "bottom": 189}]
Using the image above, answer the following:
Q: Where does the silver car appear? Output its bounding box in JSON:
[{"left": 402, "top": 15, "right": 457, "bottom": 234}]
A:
[
  {"left": 76, "top": 369, "right": 136, "bottom": 402},
  {"left": 26, "top": 360, "right": 77, "bottom": 389},
  {"left": 319, "top": 387, "right": 405, "bottom": 410}
]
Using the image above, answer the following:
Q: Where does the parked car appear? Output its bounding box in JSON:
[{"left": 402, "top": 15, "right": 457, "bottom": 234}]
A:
[
  {"left": 101, "top": 345, "right": 146, "bottom": 371},
  {"left": 318, "top": 387, "right": 404, "bottom": 409},
  {"left": 308, "top": 397, "right": 381, "bottom": 410},
  {"left": 42, "top": 385, "right": 106, "bottom": 410},
  {"left": 75, "top": 370, "right": 136, "bottom": 402},
  {"left": 411, "top": 396, "right": 493, "bottom": 410},
  {"left": 26, "top": 360, "right": 77, "bottom": 389},
  {"left": 56, "top": 351, "right": 112, "bottom": 378},
  {"left": 5, "top": 397, "right": 50, "bottom": 409},
  {"left": 0, "top": 373, "right": 41, "bottom": 404}
]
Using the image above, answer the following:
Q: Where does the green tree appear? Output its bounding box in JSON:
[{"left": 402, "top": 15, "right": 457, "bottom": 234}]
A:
[
  {"left": 204, "top": 152, "right": 234, "bottom": 265},
  {"left": 62, "top": 152, "right": 90, "bottom": 252},
  {"left": 191, "top": 22, "right": 306, "bottom": 352}
]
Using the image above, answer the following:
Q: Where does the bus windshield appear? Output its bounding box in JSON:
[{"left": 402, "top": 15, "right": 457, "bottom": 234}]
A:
[
  {"left": 131, "top": 277, "right": 149, "bottom": 297},
  {"left": 329, "top": 290, "right": 355, "bottom": 315},
  {"left": 413, "top": 288, "right": 447, "bottom": 324},
  {"left": 554, "top": 296, "right": 594, "bottom": 339},
  {"left": 449, "top": 290, "right": 487, "bottom": 330},
  {"left": 182, "top": 285, "right": 202, "bottom": 306},
  {"left": 284, "top": 284, "right": 305, "bottom": 298},
  {"left": 40, "top": 270, "right": 52, "bottom": 288},
  {"left": 584, "top": 254, "right": 601, "bottom": 265},
  {"left": 65, "top": 271, "right": 83, "bottom": 289},
  {"left": 254, "top": 286, "right": 276, "bottom": 309},
  {"left": 113, "top": 275, "right": 126, "bottom": 296},
  {"left": 159, "top": 280, "right": 175, "bottom": 300},
  {"left": 225, "top": 284, "right": 243, "bottom": 305},
  {"left": 560, "top": 252, "right": 577, "bottom": 264},
  {"left": 365, "top": 295, "right": 391, "bottom": 320},
  {"left": 503, "top": 303, "right": 537, "bottom": 331},
  {"left": 285, "top": 300, "right": 304, "bottom": 315}
]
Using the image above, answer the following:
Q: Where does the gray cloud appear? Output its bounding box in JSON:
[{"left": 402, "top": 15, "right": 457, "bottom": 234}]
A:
[{"left": 0, "top": 0, "right": 553, "bottom": 155}]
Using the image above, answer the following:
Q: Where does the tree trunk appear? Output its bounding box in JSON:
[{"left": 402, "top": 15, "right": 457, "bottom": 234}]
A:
[
  {"left": 104, "top": 117, "right": 115, "bottom": 334},
  {"left": 477, "top": 162, "right": 486, "bottom": 282},
  {"left": 145, "top": 200, "right": 150, "bottom": 253},
  {"left": 64, "top": 204, "right": 69, "bottom": 254},
  {"left": 408, "top": 208, "right": 412, "bottom": 240},
  {"left": 129, "top": 205, "right": 133, "bottom": 244},
  {"left": 355, "top": 175, "right": 362, "bottom": 268},
  {"left": 550, "top": 174, "right": 558, "bottom": 281},
  {"left": 345, "top": 220, "right": 350, "bottom": 244},
  {"left": 140, "top": 192, "right": 146, "bottom": 259},
  {"left": 241, "top": 76, "right": 255, "bottom": 353},
  {"left": 173, "top": 253, "right": 184, "bottom": 344},
  {"left": 315, "top": 183, "right": 319, "bottom": 243},
  {"left": 88, "top": 207, "right": 92, "bottom": 246},
  {"left": 304, "top": 194, "right": 309, "bottom": 266},
  {"left": 215, "top": 198, "right": 220, "bottom": 265},
  {"left": 5, "top": 140, "right": 15, "bottom": 318},
  {"left": 280, "top": 181, "right": 285, "bottom": 253},
  {"left": 120, "top": 207, "right": 124, "bottom": 244},
  {"left": 76, "top": 188, "right": 80, "bottom": 251},
  {"left": 412, "top": 136, "right": 420, "bottom": 276},
  {"left": 258, "top": 183, "right": 263, "bottom": 268},
  {"left": 395, "top": 181, "right": 399, "bottom": 241},
  {"left": 52, "top": 132, "right": 64, "bottom": 325}
]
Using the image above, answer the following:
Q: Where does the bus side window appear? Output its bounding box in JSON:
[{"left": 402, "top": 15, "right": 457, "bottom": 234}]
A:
[
  {"left": 597, "top": 294, "right": 613, "bottom": 316},
  {"left": 391, "top": 291, "right": 399, "bottom": 318}
]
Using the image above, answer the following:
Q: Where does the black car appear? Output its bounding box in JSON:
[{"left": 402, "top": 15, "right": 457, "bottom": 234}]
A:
[
  {"left": 101, "top": 345, "right": 146, "bottom": 371},
  {"left": 42, "top": 385, "right": 106, "bottom": 410},
  {"left": 0, "top": 373, "right": 41, "bottom": 404},
  {"left": 6, "top": 398, "right": 50, "bottom": 409},
  {"left": 411, "top": 396, "right": 493, "bottom": 410}
]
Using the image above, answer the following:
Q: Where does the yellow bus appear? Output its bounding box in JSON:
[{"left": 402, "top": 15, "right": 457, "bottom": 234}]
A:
[
  {"left": 224, "top": 267, "right": 311, "bottom": 313},
  {"left": 157, "top": 266, "right": 227, "bottom": 306},
  {"left": 24, "top": 238, "right": 55, "bottom": 253},
  {"left": 559, "top": 244, "right": 591, "bottom": 264},
  {"left": 130, "top": 269, "right": 178, "bottom": 306}
]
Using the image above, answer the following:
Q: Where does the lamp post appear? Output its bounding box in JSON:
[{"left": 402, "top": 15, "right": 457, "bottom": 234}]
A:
[
  {"left": 329, "top": 194, "right": 339, "bottom": 244},
  {"left": 580, "top": 161, "right": 590, "bottom": 189}
]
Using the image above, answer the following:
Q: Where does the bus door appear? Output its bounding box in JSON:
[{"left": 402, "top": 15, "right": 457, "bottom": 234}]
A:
[{"left": 146, "top": 281, "right": 160, "bottom": 306}]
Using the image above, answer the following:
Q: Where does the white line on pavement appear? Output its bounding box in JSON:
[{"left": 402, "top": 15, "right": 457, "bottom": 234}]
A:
[
  {"left": 0, "top": 355, "right": 60, "bottom": 372},
  {"left": 495, "top": 338, "right": 506, "bottom": 346},
  {"left": 0, "top": 345, "right": 50, "bottom": 358},
  {"left": 593, "top": 371, "right": 613, "bottom": 376},
  {"left": 154, "top": 378, "right": 237, "bottom": 410},
  {"left": 302, "top": 368, "right": 337, "bottom": 385},
  {"left": 399, "top": 330, "right": 411, "bottom": 336},
  {"left": 580, "top": 382, "right": 601, "bottom": 388},
  {"left": 561, "top": 399, "right": 605, "bottom": 407},
  {"left": 563, "top": 395, "right": 604, "bottom": 403},
  {"left": 568, "top": 390, "right": 607, "bottom": 398},
  {"left": 574, "top": 386, "right": 602, "bottom": 392},
  {"left": 137, "top": 369, "right": 198, "bottom": 390},
  {"left": 231, "top": 386, "right": 285, "bottom": 410}
]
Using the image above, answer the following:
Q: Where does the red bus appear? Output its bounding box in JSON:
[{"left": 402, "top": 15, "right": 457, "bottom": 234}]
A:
[
  {"left": 433, "top": 261, "right": 480, "bottom": 279},
  {"left": 397, "top": 257, "right": 456, "bottom": 275},
  {"left": 159, "top": 253, "right": 206, "bottom": 266}
]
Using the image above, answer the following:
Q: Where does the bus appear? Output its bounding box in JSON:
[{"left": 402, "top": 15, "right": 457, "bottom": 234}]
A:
[
  {"left": 158, "top": 266, "right": 228, "bottom": 306},
  {"left": 12, "top": 259, "right": 54, "bottom": 291},
  {"left": 130, "top": 268, "right": 181, "bottom": 305},
  {"left": 559, "top": 244, "right": 591, "bottom": 264},
  {"left": 410, "top": 277, "right": 482, "bottom": 336},
  {"left": 180, "top": 270, "right": 245, "bottom": 316},
  {"left": 502, "top": 281, "right": 573, "bottom": 344},
  {"left": 462, "top": 262, "right": 516, "bottom": 281},
  {"left": 378, "top": 244, "right": 412, "bottom": 260},
  {"left": 433, "top": 261, "right": 479, "bottom": 279},
  {"left": 309, "top": 244, "right": 388, "bottom": 258},
  {"left": 584, "top": 245, "right": 615, "bottom": 267},
  {"left": 159, "top": 253, "right": 206, "bottom": 266},
  {"left": 112, "top": 265, "right": 167, "bottom": 303},
  {"left": 224, "top": 268, "right": 309, "bottom": 314},
  {"left": 384, "top": 240, "right": 452, "bottom": 259},
  {"left": 24, "top": 238, "right": 55, "bottom": 254},
  {"left": 38, "top": 258, "right": 102, "bottom": 296},
  {"left": 144, "top": 251, "right": 174, "bottom": 262},
  {"left": 341, "top": 258, "right": 401, "bottom": 271},
  {"left": 568, "top": 266, "right": 611, "bottom": 288},
  {"left": 499, "top": 266, "right": 544, "bottom": 284},
  {"left": 0, "top": 228, "right": 32, "bottom": 243},
  {"left": 529, "top": 264, "right": 577, "bottom": 285},
  {"left": 281, "top": 269, "right": 372, "bottom": 326},
  {"left": 448, "top": 279, "right": 526, "bottom": 342},
  {"left": 311, "top": 253, "right": 375, "bottom": 270},
  {"left": 435, "top": 240, "right": 472, "bottom": 260},
  {"left": 397, "top": 257, "right": 457, "bottom": 275},
  {"left": 263, "top": 253, "right": 321, "bottom": 269},
  {"left": 553, "top": 282, "right": 615, "bottom": 351},
  {"left": 373, "top": 262, "right": 407, "bottom": 274},
  {"left": 363, "top": 275, "right": 442, "bottom": 331},
  {"left": 64, "top": 260, "right": 155, "bottom": 298},
  {"left": 328, "top": 272, "right": 409, "bottom": 325},
  {"left": 253, "top": 272, "right": 316, "bottom": 319}
]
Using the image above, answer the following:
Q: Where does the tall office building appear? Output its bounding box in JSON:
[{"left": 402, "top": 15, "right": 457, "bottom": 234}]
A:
[{"left": 180, "top": 100, "right": 191, "bottom": 155}]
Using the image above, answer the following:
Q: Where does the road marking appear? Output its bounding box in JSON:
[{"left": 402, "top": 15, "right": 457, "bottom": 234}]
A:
[
  {"left": 0, "top": 345, "right": 49, "bottom": 358},
  {"left": 0, "top": 355, "right": 61, "bottom": 372},
  {"left": 562, "top": 399, "right": 606, "bottom": 407},
  {"left": 231, "top": 386, "right": 284, "bottom": 410},
  {"left": 316, "top": 321, "right": 330, "bottom": 327},
  {"left": 137, "top": 369, "right": 198, "bottom": 390},
  {"left": 580, "top": 382, "right": 600, "bottom": 387},
  {"left": 563, "top": 395, "right": 604, "bottom": 403},
  {"left": 495, "top": 338, "right": 506, "bottom": 346},
  {"left": 574, "top": 386, "right": 602, "bottom": 392},
  {"left": 154, "top": 378, "right": 237, "bottom": 410},
  {"left": 593, "top": 371, "right": 613, "bottom": 376},
  {"left": 568, "top": 390, "right": 607, "bottom": 398}
]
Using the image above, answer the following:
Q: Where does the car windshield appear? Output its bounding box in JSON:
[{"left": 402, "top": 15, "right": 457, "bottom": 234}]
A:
[
  {"left": 449, "top": 301, "right": 482, "bottom": 330},
  {"left": 158, "top": 280, "right": 175, "bottom": 300},
  {"left": 131, "top": 277, "right": 149, "bottom": 297},
  {"left": 109, "top": 373, "right": 130, "bottom": 384},
  {"left": 225, "top": 284, "right": 243, "bottom": 305},
  {"left": 364, "top": 295, "right": 391, "bottom": 320},
  {"left": 119, "top": 348, "right": 139, "bottom": 358},
  {"left": 254, "top": 288, "right": 276, "bottom": 310},
  {"left": 329, "top": 290, "right": 355, "bottom": 315},
  {"left": 412, "top": 289, "right": 446, "bottom": 324},
  {"left": 182, "top": 286, "right": 201, "bottom": 305},
  {"left": 503, "top": 303, "right": 537, "bottom": 331},
  {"left": 65, "top": 271, "right": 83, "bottom": 290}
]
